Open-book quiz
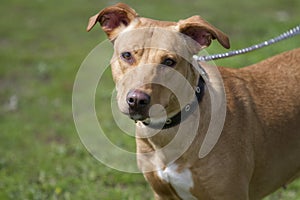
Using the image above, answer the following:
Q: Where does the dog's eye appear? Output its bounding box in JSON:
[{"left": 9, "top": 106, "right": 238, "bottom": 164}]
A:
[
  {"left": 162, "top": 58, "right": 177, "bottom": 67},
  {"left": 121, "top": 52, "right": 133, "bottom": 62}
]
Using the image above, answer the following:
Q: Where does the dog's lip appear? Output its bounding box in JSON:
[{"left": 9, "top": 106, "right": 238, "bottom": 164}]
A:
[
  {"left": 119, "top": 108, "right": 148, "bottom": 120},
  {"left": 120, "top": 104, "right": 170, "bottom": 122},
  {"left": 123, "top": 108, "right": 171, "bottom": 123},
  {"left": 123, "top": 110, "right": 149, "bottom": 121},
  {"left": 128, "top": 108, "right": 149, "bottom": 121},
  {"left": 130, "top": 114, "right": 147, "bottom": 121},
  {"left": 141, "top": 118, "right": 151, "bottom": 124}
]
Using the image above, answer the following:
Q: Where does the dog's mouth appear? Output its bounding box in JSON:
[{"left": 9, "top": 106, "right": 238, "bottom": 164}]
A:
[
  {"left": 128, "top": 110, "right": 149, "bottom": 121},
  {"left": 128, "top": 109, "right": 169, "bottom": 128},
  {"left": 122, "top": 90, "right": 180, "bottom": 124},
  {"left": 127, "top": 103, "right": 174, "bottom": 127},
  {"left": 119, "top": 87, "right": 182, "bottom": 126}
]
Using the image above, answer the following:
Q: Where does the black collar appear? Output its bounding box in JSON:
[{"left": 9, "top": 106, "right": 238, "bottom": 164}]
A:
[{"left": 142, "top": 75, "right": 205, "bottom": 129}]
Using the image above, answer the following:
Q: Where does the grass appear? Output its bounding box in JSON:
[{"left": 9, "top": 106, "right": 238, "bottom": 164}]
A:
[{"left": 0, "top": 0, "right": 299, "bottom": 199}]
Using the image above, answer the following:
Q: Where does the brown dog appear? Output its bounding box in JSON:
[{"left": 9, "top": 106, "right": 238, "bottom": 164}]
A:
[{"left": 87, "top": 3, "right": 300, "bottom": 200}]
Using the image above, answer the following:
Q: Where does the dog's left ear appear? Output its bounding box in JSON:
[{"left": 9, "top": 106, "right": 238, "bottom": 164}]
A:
[
  {"left": 177, "top": 15, "right": 230, "bottom": 49},
  {"left": 86, "top": 3, "right": 138, "bottom": 40}
]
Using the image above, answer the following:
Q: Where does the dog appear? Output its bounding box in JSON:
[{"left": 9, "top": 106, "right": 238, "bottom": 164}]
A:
[{"left": 87, "top": 3, "right": 300, "bottom": 200}]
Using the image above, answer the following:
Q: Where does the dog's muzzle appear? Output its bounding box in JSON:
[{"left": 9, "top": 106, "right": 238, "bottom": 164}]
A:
[{"left": 126, "top": 89, "right": 151, "bottom": 120}]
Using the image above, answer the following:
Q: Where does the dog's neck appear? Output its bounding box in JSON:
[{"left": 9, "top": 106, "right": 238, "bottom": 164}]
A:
[
  {"left": 134, "top": 62, "right": 225, "bottom": 170},
  {"left": 135, "top": 88, "right": 211, "bottom": 170},
  {"left": 137, "top": 83, "right": 210, "bottom": 137}
]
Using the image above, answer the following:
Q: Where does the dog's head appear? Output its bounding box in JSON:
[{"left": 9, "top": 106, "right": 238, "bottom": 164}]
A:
[{"left": 87, "top": 3, "right": 230, "bottom": 123}]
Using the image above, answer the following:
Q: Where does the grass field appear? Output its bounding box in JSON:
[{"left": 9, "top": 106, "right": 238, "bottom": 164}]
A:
[{"left": 0, "top": 0, "right": 300, "bottom": 199}]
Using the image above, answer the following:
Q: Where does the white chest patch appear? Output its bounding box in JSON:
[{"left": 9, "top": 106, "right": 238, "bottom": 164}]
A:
[{"left": 157, "top": 163, "right": 197, "bottom": 200}]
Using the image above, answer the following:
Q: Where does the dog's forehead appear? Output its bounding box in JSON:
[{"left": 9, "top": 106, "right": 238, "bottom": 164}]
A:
[{"left": 114, "top": 26, "right": 194, "bottom": 58}]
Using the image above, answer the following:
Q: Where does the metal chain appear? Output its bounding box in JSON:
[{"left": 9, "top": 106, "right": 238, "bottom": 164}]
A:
[{"left": 194, "top": 25, "right": 300, "bottom": 62}]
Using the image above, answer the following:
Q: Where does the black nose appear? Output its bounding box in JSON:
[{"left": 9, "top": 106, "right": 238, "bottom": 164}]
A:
[{"left": 126, "top": 90, "right": 151, "bottom": 108}]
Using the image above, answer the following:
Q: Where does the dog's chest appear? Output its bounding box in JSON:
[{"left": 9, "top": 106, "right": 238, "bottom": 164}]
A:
[{"left": 156, "top": 163, "right": 197, "bottom": 200}]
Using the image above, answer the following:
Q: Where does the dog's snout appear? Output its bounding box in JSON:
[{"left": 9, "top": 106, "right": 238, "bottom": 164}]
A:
[{"left": 126, "top": 90, "right": 151, "bottom": 108}]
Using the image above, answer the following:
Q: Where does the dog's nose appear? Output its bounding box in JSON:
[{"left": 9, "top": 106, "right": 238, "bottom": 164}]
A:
[{"left": 126, "top": 90, "right": 151, "bottom": 108}]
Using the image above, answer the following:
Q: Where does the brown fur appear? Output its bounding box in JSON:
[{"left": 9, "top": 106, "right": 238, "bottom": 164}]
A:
[{"left": 87, "top": 3, "right": 300, "bottom": 200}]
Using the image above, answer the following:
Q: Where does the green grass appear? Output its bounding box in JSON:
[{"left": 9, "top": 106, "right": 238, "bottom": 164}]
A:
[{"left": 0, "top": 0, "right": 300, "bottom": 199}]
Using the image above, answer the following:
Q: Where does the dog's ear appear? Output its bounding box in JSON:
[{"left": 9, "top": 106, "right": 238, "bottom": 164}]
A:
[
  {"left": 86, "top": 3, "right": 138, "bottom": 40},
  {"left": 177, "top": 15, "right": 230, "bottom": 49}
]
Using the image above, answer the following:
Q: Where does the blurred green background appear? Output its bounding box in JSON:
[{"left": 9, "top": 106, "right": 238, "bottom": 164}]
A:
[{"left": 0, "top": 0, "right": 299, "bottom": 199}]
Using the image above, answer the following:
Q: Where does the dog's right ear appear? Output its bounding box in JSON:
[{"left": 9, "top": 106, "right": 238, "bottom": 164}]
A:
[{"left": 86, "top": 3, "right": 138, "bottom": 40}]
